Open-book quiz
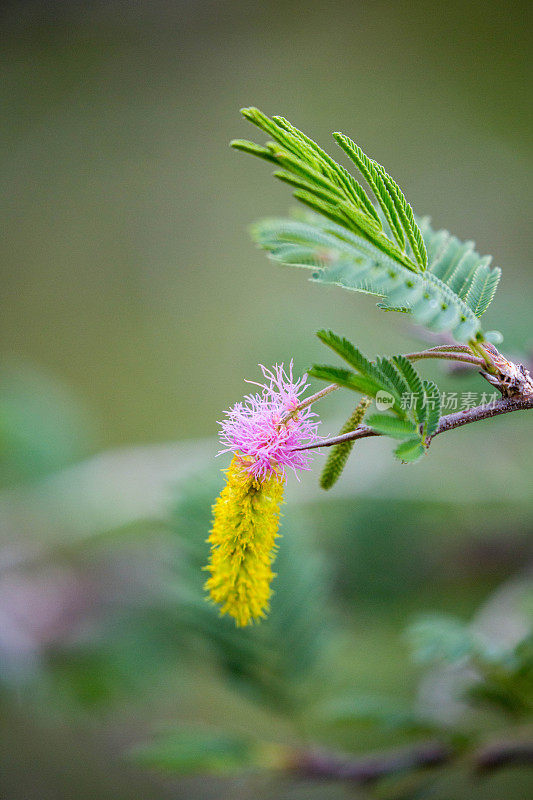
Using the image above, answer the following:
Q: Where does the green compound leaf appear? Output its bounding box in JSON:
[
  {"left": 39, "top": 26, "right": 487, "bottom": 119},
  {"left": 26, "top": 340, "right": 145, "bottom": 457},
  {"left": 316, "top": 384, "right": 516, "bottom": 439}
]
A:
[
  {"left": 333, "top": 132, "right": 427, "bottom": 269},
  {"left": 333, "top": 132, "right": 405, "bottom": 250},
  {"left": 320, "top": 398, "right": 371, "bottom": 490},
  {"left": 316, "top": 330, "right": 389, "bottom": 392},
  {"left": 311, "top": 332, "right": 442, "bottom": 465},
  {"left": 271, "top": 114, "right": 381, "bottom": 223},
  {"left": 234, "top": 108, "right": 502, "bottom": 339},
  {"left": 375, "top": 356, "right": 411, "bottom": 401},
  {"left": 234, "top": 107, "right": 422, "bottom": 273},
  {"left": 392, "top": 354, "right": 427, "bottom": 429},
  {"left": 311, "top": 330, "right": 438, "bottom": 428},
  {"left": 309, "top": 365, "right": 382, "bottom": 397},
  {"left": 419, "top": 216, "right": 501, "bottom": 318},
  {"left": 312, "top": 330, "right": 404, "bottom": 417},
  {"left": 466, "top": 262, "right": 502, "bottom": 316},
  {"left": 251, "top": 215, "right": 488, "bottom": 343}
]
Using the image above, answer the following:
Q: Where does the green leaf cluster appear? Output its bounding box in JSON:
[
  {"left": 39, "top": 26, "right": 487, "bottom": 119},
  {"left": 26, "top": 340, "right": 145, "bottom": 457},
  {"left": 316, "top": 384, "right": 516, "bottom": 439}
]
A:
[
  {"left": 311, "top": 330, "right": 442, "bottom": 462},
  {"left": 232, "top": 108, "right": 501, "bottom": 343}
]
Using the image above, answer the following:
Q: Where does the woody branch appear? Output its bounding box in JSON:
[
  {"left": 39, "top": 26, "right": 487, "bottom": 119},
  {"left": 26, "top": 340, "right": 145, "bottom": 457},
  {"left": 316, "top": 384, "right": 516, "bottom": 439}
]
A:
[
  {"left": 290, "top": 738, "right": 533, "bottom": 785},
  {"left": 292, "top": 345, "right": 533, "bottom": 452},
  {"left": 292, "top": 393, "right": 533, "bottom": 452}
]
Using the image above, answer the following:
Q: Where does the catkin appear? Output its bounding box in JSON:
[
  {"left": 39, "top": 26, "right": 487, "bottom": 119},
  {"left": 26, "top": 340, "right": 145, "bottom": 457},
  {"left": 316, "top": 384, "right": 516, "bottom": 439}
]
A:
[
  {"left": 320, "top": 397, "right": 371, "bottom": 490},
  {"left": 205, "top": 456, "right": 285, "bottom": 626}
]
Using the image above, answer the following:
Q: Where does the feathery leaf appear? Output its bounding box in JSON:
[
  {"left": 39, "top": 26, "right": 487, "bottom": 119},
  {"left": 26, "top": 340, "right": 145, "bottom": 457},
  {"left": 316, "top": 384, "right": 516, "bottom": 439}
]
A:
[
  {"left": 333, "top": 132, "right": 407, "bottom": 252},
  {"left": 392, "top": 355, "right": 427, "bottom": 428},
  {"left": 234, "top": 108, "right": 423, "bottom": 274},
  {"left": 465, "top": 262, "right": 502, "bottom": 316},
  {"left": 251, "top": 214, "right": 496, "bottom": 343},
  {"left": 233, "top": 109, "right": 501, "bottom": 342},
  {"left": 311, "top": 334, "right": 443, "bottom": 464},
  {"left": 308, "top": 365, "right": 381, "bottom": 397}
]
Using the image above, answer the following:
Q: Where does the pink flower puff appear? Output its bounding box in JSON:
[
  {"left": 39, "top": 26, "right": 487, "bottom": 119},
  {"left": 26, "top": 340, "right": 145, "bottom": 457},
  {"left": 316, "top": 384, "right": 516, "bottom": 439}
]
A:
[{"left": 218, "top": 361, "right": 322, "bottom": 481}]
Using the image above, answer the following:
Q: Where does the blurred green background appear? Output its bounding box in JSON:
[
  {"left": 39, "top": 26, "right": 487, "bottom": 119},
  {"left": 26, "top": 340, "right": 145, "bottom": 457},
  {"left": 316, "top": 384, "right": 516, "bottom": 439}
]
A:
[{"left": 0, "top": 1, "right": 532, "bottom": 798}]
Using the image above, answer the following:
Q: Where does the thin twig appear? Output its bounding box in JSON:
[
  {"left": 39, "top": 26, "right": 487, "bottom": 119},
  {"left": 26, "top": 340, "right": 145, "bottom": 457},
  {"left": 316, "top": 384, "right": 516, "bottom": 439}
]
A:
[
  {"left": 291, "top": 741, "right": 453, "bottom": 785},
  {"left": 291, "top": 394, "right": 533, "bottom": 451},
  {"left": 474, "top": 740, "right": 533, "bottom": 773},
  {"left": 293, "top": 424, "right": 378, "bottom": 450},
  {"left": 428, "top": 394, "right": 533, "bottom": 440},
  {"left": 290, "top": 737, "right": 533, "bottom": 785}
]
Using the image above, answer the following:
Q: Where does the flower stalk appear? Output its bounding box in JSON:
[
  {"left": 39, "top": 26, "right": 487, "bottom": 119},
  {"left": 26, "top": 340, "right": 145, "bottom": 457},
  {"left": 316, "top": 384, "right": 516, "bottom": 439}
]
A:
[{"left": 279, "top": 383, "right": 338, "bottom": 426}]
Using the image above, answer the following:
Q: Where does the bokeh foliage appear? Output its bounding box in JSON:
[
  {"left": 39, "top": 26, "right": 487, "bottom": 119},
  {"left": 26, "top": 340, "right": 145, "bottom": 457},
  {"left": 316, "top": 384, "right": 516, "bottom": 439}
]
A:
[{"left": 0, "top": 2, "right": 531, "bottom": 799}]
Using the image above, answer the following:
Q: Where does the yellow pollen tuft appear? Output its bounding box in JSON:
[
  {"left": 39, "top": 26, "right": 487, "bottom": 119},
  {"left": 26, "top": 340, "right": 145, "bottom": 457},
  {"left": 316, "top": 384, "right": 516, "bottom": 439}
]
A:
[{"left": 204, "top": 455, "right": 285, "bottom": 626}]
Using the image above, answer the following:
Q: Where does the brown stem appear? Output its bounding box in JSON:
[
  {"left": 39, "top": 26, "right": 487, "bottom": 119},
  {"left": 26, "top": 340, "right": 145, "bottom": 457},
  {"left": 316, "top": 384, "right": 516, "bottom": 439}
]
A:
[
  {"left": 474, "top": 740, "right": 533, "bottom": 773},
  {"left": 291, "top": 741, "right": 453, "bottom": 785},
  {"left": 289, "top": 737, "right": 533, "bottom": 786},
  {"left": 428, "top": 394, "right": 533, "bottom": 440},
  {"left": 291, "top": 394, "right": 533, "bottom": 452},
  {"left": 294, "top": 424, "right": 378, "bottom": 450}
]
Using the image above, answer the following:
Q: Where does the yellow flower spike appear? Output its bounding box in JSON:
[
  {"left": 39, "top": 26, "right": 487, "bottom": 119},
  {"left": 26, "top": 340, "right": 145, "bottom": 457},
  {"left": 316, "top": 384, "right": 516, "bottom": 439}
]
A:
[{"left": 204, "top": 455, "right": 285, "bottom": 626}]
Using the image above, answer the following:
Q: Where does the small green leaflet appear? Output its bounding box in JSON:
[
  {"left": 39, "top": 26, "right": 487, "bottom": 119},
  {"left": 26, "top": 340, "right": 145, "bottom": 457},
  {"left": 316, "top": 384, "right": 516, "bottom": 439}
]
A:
[{"left": 364, "top": 414, "right": 419, "bottom": 440}]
